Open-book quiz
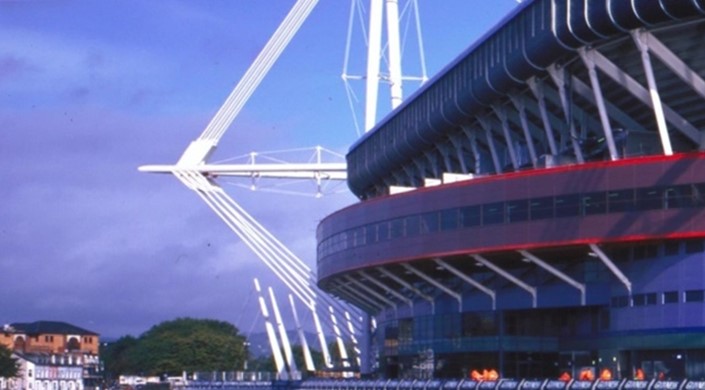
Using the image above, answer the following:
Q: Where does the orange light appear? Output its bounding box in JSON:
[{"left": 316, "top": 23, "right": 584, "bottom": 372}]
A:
[
  {"left": 579, "top": 368, "right": 595, "bottom": 381},
  {"left": 635, "top": 368, "right": 645, "bottom": 380},
  {"left": 470, "top": 370, "right": 483, "bottom": 381},
  {"left": 486, "top": 369, "right": 499, "bottom": 381},
  {"left": 559, "top": 372, "right": 571, "bottom": 382},
  {"left": 599, "top": 368, "right": 612, "bottom": 381}
]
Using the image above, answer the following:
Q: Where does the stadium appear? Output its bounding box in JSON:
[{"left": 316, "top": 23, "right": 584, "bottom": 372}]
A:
[{"left": 316, "top": 0, "right": 705, "bottom": 380}]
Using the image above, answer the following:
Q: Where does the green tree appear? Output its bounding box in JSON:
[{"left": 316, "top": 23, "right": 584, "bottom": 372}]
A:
[
  {"left": 0, "top": 345, "right": 18, "bottom": 378},
  {"left": 102, "top": 335, "right": 139, "bottom": 379},
  {"left": 104, "top": 318, "right": 248, "bottom": 377}
]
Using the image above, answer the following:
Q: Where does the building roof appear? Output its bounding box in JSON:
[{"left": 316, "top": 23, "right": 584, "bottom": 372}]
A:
[{"left": 11, "top": 321, "right": 98, "bottom": 336}]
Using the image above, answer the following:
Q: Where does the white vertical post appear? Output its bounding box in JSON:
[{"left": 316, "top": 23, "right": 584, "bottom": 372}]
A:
[
  {"left": 579, "top": 48, "right": 619, "bottom": 161},
  {"left": 254, "top": 279, "right": 287, "bottom": 379},
  {"left": 269, "top": 287, "right": 297, "bottom": 378},
  {"left": 311, "top": 301, "right": 333, "bottom": 368},
  {"left": 632, "top": 29, "right": 673, "bottom": 156},
  {"left": 385, "top": 0, "right": 403, "bottom": 109},
  {"left": 289, "top": 294, "right": 315, "bottom": 372},
  {"left": 330, "top": 306, "right": 351, "bottom": 375},
  {"left": 365, "top": 0, "right": 384, "bottom": 131},
  {"left": 345, "top": 311, "right": 361, "bottom": 367}
]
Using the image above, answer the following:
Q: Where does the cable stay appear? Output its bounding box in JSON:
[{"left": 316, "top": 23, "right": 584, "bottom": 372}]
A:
[
  {"left": 173, "top": 169, "right": 362, "bottom": 371},
  {"left": 139, "top": 0, "right": 430, "bottom": 375}
]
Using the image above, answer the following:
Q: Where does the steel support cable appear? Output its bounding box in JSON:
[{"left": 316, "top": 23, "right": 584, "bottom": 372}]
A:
[
  {"left": 220, "top": 186, "right": 313, "bottom": 276},
  {"left": 200, "top": 1, "right": 312, "bottom": 140},
  {"left": 216, "top": 189, "right": 362, "bottom": 327},
  {"left": 175, "top": 171, "right": 362, "bottom": 336},
  {"left": 211, "top": 184, "right": 363, "bottom": 335},
  {"left": 186, "top": 172, "right": 313, "bottom": 283},
  {"left": 199, "top": 0, "right": 319, "bottom": 143},
  {"left": 174, "top": 172, "right": 318, "bottom": 309}
]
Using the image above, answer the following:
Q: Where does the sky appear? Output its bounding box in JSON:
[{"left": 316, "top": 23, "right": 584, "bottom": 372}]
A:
[{"left": 0, "top": 0, "right": 519, "bottom": 339}]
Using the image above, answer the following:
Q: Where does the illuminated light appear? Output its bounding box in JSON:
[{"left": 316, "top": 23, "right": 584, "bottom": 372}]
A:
[
  {"left": 588, "top": 252, "right": 598, "bottom": 257},
  {"left": 600, "top": 368, "right": 613, "bottom": 381},
  {"left": 470, "top": 370, "right": 483, "bottom": 381},
  {"left": 635, "top": 368, "right": 645, "bottom": 380},
  {"left": 579, "top": 368, "right": 595, "bottom": 381}
]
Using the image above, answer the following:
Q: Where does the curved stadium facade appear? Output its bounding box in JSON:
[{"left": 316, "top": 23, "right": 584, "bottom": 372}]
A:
[{"left": 317, "top": 0, "right": 705, "bottom": 381}]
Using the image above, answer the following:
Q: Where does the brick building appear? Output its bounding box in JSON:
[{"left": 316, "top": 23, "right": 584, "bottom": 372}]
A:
[{"left": 1, "top": 321, "right": 101, "bottom": 390}]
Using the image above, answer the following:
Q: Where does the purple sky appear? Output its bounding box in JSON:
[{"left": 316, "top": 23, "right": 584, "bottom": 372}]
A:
[{"left": 0, "top": 1, "right": 518, "bottom": 338}]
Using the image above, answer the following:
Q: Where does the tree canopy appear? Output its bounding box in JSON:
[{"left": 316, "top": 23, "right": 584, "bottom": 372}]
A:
[
  {"left": 102, "top": 318, "right": 247, "bottom": 377},
  {"left": 0, "top": 345, "right": 18, "bottom": 378}
]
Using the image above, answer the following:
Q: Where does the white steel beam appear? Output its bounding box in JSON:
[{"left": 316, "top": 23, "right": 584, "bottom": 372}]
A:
[
  {"left": 433, "top": 258, "right": 496, "bottom": 310},
  {"left": 467, "top": 129, "right": 483, "bottom": 174},
  {"left": 359, "top": 270, "right": 414, "bottom": 309},
  {"left": 586, "top": 47, "right": 701, "bottom": 144},
  {"left": 637, "top": 29, "right": 705, "bottom": 102},
  {"left": 333, "top": 283, "right": 383, "bottom": 314},
  {"left": 329, "top": 306, "right": 352, "bottom": 373},
  {"left": 385, "top": 0, "right": 403, "bottom": 109},
  {"left": 632, "top": 29, "right": 672, "bottom": 155},
  {"left": 342, "top": 275, "right": 394, "bottom": 311},
  {"left": 471, "top": 254, "right": 537, "bottom": 308},
  {"left": 269, "top": 287, "right": 298, "bottom": 378},
  {"left": 509, "top": 94, "right": 539, "bottom": 167},
  {"left": 477, "top": 118, "right": 503, "bottom": 173},
  {"left": 198, "top": 0, "right": 320, "bottom": 145},
  {"left": 289, "top": 294, "right": 315, "bottom": 372},
  {"left": 378, "top": 267, "right": 435, "bottom": 313},
  {"left": 589, "top": 244, "right": 632, "bottom": 295},
  {"left": 579, "top": 48, "right": 620, "bottom": 161},
  {"left": 401, "top": 264, "right": 462, "bottom": 312},
  {"left": 546, "top": 66, "right": 585, "bottom": 163},
  {"left": 365, "top": 0, "right": 384, "bottom": 131},
  {"left": 492, "top": 106, "right": 519, "bottom": 170},
  {"left": 449, "top": 134, "right": 469, "bottom": 174},
  {"left": 254, "top": 279, "right": 287, "bottom": 379},
  {"left": 519, "top": 250, "right": 586, "bottom": 306},
  {"left": 344, "top": 311, "right": 362, "bottom": 368},
  {"left": 526, "top": 77, "right": 559, "bottom": 156},
  {"left": 139, "top": 162, "right": 347, "bottom": 181},
  {"left": 310, "top": 301, "right": 333, "bottom": 369}
]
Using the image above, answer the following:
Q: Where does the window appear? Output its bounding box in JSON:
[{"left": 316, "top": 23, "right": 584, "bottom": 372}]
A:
[
  {"left": 633, "top": 244, "right": 658, "bottom": 260},
  {"left": 390, "top": 218, "right": 404, "bottom": 238},
  {"left": 353, "top": 227, "right": 365, "bottom": 246},
  {"left": 633, "top": 293, "right": 657, "bottom": 306},
  {"left": 608, "top": 189, "right": 635, "bottom": 212},
  {"left": 406, "top": 215, "right": 420, "bottom": 237},
  {"left": 420, "top": 212, "right": 439, "bottom": 234},
  {"left": 506, "top": 199, "right": 528, "bottom": 222},
  {"left": 365, "top": 225, "right": 377, "bottom": 244},
  {"left": 636, "top": 187, "right": 663, "bottom": 210},
  {"left": 440, "top": 209, "right": 459, "bottom": 231},
  {"left": 529, "top": 196, "right": 553, "bottom": 220},
  {"left": 685, "top": 290, "right": 705, "bottom": 302},
  {"left": 685, "top": 239, "right": 704, "bottom": 254},
  {"left": 482, "top": 202, "right": 505, "bottom": 225},
  {"left": 664, "top": 241, "right": 680, "bottom": 256},
  {"left": 663, "top": 291, "right": 679, "bottom": 304},
  {"left": 460, "top": 206, "right": 481, "bottom": 227},
  {"left": 582, "top": 192, "right": 607, "bottom": 215},
  {"left": 377, "top": 222, "right": 389, "bottom": 242},
  {"left": 555, "top": 194, "right": 580, "bottom": 217},
  {"left": 611, "top": 295, "right": 630, "bottom": 308}
]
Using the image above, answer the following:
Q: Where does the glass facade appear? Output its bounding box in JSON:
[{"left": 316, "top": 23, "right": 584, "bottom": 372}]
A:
[{"left": 319, "top": 182, "right": 705, "bottom": 259}]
